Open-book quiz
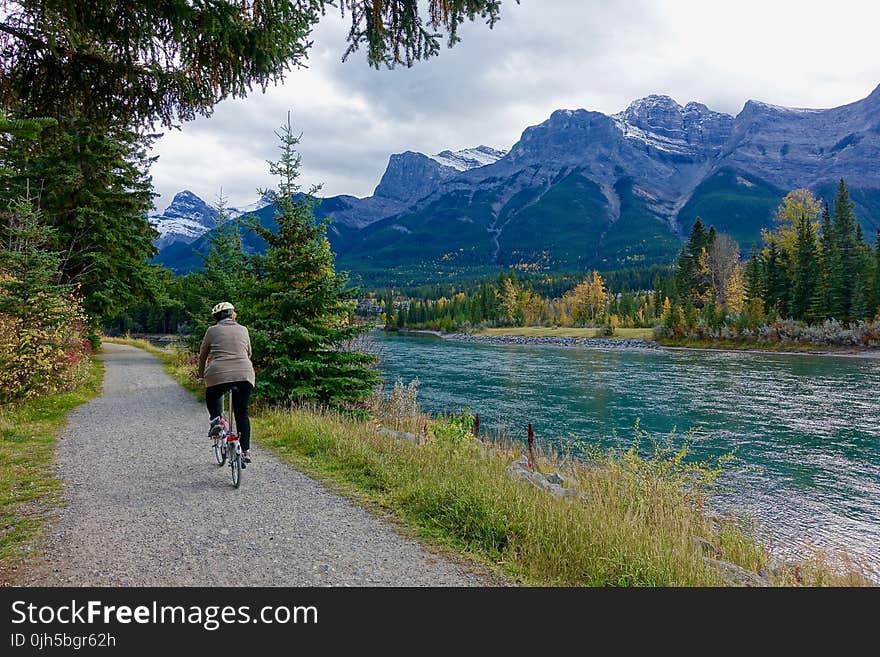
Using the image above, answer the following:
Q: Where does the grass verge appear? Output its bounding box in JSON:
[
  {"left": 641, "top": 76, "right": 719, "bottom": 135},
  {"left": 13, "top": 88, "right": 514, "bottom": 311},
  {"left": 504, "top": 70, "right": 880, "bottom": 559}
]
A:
[
  {"left": 0, "top": 357, "right": 104, "bottom": 582},
  {"left": 255, "top": 408, "right": 770, "bottom": 586}
]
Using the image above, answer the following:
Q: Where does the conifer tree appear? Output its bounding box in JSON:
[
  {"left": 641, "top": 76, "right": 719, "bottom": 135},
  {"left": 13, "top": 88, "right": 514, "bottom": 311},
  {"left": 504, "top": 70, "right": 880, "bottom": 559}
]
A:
[
  {"left": 183, "top": 194, "right": 254, "bottom": 349},
  {"left": 763, "top": 242, "right": 788, "bottom": 317},
  {"left": 811, "top": 202, "right": 835, "bottom": 321},
  {"left": 790, "top": 211, "right": 819, "bottom": 321},
  {"left": 2, "top": 2, "right": 512, "bottom": 129},
  {"left": 1, "top": 118, "right": 158, "bottom": 320},
  {"left": 829, "top": 179, "right": 858, "bottom": 321},
  {"left": 872, "top": 230, "right": 880, "bottom": 318},
  {"left": 245, "top": 117, "right": 378, "bottom": 408},
  {"left": 744, "top": 244, "right": 764, "bottom": 305},
  {"left": 677, "top": 218, "right": 712, "bottom": 304}
]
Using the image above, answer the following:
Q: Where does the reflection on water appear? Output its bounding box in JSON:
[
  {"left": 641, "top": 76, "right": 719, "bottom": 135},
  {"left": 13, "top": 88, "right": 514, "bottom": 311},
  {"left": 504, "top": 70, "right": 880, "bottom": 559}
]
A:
[{"left": 375, "top": 332, "right": 880, "bottom": 578}]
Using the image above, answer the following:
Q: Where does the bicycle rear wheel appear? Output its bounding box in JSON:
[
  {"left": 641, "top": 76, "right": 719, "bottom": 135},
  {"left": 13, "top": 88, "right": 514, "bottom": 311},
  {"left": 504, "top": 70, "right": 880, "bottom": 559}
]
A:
[
  {"left": 230, "top": 443, "right": 242, "bottom": 488},
  {"left": 213, "top": 437, "right": 226, "bottom": 466}
]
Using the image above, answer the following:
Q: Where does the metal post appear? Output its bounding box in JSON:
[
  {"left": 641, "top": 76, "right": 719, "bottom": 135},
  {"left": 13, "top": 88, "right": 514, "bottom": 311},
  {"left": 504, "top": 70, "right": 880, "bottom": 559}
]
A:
[{"left": 527, "top": 423, "right": 536, "bottom": 472}]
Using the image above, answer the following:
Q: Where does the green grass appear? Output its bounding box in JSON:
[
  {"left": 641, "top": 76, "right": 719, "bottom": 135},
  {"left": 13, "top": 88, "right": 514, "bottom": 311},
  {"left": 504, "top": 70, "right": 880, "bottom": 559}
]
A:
[
  {"left": 475, "top": 326, "right": 655, "bottom": 339},
  {"left": 254, "top": 408, "right": 774, "bottom": 586},
  {"left": 0, "top": 357, "right": 104, "bottom": 582}
]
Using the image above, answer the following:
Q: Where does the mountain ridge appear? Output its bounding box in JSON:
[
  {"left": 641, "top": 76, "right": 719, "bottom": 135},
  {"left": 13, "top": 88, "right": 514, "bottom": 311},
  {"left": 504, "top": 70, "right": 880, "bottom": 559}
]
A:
[{"left": 155, "top": 85, "right": 880, "bottom": 285}]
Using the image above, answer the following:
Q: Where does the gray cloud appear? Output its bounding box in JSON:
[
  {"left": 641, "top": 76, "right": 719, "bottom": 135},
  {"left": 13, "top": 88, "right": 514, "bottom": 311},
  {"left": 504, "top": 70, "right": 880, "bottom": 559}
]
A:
[{"left": 150, "top": 0, "right": 880, "bottom": 212}]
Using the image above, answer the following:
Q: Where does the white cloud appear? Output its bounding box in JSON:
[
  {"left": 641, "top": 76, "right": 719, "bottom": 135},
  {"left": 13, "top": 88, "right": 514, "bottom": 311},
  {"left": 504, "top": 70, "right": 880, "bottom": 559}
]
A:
[{"left": 149, "top": 0, "right": 880, "bottom": 212}]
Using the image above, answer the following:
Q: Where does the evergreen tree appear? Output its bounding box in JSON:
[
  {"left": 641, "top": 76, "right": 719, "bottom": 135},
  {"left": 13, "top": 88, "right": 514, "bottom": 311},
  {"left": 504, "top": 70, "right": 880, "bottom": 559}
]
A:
[
  {"left": 829, "top": 179, "right": 858, "bottom": 321},
  {"left": 872, "top": 230, "right": 880, "bottom": 318},
  {"left": 2, "top": 2, "right": 510, "bottom": 130},
  {"left": 245, "top": 117, "right": 378, "bottom": 407},
  {"left": 677, "top": 218, "right": 712, "bottom": 303},
  {"left": 744, "top": 244, "right": 764, "bottom": 304},
  {"left": 1, "top": 118, "right": 159, "bottom": 320},
  {"left": 811, "top": 202, "right": 835, "bottom": 321},
  {"left": 0, "top": 194, "right": 88, "bottom": 401},
  {"left": 790, "top": 211, "right": 819, "bottom": 321},
  {"left": 763, "top": 242, "right": 788, "bottom": 317},
  {"left": 183, "top": 196, "right": 254, "bottom": 349}
]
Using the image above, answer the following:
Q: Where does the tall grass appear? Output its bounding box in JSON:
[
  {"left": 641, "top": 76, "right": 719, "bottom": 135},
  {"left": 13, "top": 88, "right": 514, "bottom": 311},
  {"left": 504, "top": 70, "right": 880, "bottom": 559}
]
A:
[{"left": 255, "top": 407, "right": 774, "bottom": 586}]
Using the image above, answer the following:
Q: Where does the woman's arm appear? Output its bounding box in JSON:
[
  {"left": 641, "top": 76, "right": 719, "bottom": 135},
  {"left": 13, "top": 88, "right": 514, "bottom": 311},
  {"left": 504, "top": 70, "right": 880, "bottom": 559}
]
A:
[{"left": 197, "top": 328, "right": 211, "bottom": 378}]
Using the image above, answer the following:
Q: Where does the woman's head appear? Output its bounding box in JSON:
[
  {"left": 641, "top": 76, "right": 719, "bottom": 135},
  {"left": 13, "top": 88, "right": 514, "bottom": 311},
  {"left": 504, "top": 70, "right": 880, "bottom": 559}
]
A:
[{"left": 211, "top": 301, "right": 235, "bottom": 322}]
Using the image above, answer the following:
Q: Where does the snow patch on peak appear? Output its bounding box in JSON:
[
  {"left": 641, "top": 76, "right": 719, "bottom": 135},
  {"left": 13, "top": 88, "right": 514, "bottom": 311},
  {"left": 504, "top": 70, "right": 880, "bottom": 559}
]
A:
[
  {"left": 428, "top": 145, "right": 508, "bottom": 171},
  {"left": 742, "top": 99, "right": 823, "bottom": 115},
  {"left": 229, "top": 195, "right": 273, "bottom": 219},
  {"left": 610, "top": 116, "right": 694, "bottom": 155},
  {"left": 623, "top": 94, "right": 683, "bottom": 114}
]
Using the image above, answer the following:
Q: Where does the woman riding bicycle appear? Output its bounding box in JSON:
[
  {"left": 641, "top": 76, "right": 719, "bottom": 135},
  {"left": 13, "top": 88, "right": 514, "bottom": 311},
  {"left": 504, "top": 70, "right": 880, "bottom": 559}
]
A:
[{"left": 197, "top": 302, "right": 256, "bottom": 465}]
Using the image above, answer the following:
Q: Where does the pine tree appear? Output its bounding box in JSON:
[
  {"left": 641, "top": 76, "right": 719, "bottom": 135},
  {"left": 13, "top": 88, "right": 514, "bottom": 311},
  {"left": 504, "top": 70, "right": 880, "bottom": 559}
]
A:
[
  {"left": 744, "top": 244, "right": 764, "bottom": 304},
  {"left": 1, "top": 118, "right": 159, "bottom": 320},
  {"left": 3, "top": 2, "right": 509, "bottom": 130},
  {"left": 0, "top": 194, "right": 87, "bottom": 401},
  {"left": 811, "top": 202, "right": 835, "bottom": 321},
  {"left": 790, "top": 211, "right": 819, "bottom": 321},
  {"left": 183, "top": 194, "right": 254, "bottom": 349},
  {"left": 763, "top": 242, "right": 788, "bottom": 317},
  {"left": 677, "top": 218, "right": 712, "bottom": 304},
  {"left": 872, "top": 230, "right": 880, "bottom": 318},
  {"left": 829, "top": 179, "right": 858, "bottom": 321},
  {"left": 246, "top": 117, "right": 379, "bottom": 408}
]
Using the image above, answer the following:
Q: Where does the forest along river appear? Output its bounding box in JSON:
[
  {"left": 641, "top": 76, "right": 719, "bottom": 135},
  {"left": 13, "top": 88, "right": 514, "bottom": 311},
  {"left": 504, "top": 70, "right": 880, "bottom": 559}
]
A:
[{"left": 373, "top": 331, "right": 880, "bottom": 579}]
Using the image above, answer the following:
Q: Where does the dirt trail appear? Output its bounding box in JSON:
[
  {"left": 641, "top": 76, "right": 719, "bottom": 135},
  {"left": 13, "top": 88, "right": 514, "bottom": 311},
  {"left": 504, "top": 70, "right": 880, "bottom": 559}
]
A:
[{"left": 24, "top": 343, "right": 484, "bottom": 586}]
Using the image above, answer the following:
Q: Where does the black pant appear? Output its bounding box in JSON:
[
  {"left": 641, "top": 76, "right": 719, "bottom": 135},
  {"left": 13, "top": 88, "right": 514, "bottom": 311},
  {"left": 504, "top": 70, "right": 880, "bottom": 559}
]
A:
[{"left": 205, "top": 381, "right": 253, "bottom": 451}]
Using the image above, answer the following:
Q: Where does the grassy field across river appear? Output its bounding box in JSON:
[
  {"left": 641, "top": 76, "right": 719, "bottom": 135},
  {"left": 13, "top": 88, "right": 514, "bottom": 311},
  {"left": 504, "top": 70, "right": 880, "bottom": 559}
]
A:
[{"left": 473, "top": 327, "right": 655, "bottom": 339}]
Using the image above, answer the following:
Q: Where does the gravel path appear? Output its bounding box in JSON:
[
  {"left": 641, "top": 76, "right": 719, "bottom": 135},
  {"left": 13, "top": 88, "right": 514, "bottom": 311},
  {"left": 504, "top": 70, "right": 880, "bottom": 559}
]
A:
[{"left": 25, "top": 343, "right": 485, "bottom": 586}]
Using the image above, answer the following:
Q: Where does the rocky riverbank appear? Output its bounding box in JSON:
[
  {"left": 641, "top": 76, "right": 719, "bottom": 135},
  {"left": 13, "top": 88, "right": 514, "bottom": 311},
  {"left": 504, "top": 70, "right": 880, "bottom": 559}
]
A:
[{"left": 445, "top": 333, "right": 659, "bottom": 350}]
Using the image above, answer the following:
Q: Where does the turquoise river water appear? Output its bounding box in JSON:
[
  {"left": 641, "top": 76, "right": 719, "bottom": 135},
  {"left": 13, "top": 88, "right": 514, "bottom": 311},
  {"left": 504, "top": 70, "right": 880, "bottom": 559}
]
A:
[{"left": 374, "top": 331, "right": 880, "bottom": 578}]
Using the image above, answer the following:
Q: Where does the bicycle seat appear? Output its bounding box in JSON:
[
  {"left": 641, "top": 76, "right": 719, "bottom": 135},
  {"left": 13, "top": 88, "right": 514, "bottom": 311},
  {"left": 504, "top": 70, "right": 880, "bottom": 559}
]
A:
[{"left": 229, "top": 385, "right": 239, "bottom": 393}]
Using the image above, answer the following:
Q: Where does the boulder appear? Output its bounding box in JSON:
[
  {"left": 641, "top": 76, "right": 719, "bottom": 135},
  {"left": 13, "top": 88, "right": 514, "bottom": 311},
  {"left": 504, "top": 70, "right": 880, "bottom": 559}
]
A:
[{"left": 704, "top": 557, "right": 768, "bottom": 587}]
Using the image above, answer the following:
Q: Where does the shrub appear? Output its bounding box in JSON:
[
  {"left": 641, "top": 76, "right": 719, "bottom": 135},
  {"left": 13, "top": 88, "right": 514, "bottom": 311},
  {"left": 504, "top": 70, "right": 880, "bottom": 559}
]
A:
[{"left": 0, "top": 293, "right": 91, "bottom": 404}]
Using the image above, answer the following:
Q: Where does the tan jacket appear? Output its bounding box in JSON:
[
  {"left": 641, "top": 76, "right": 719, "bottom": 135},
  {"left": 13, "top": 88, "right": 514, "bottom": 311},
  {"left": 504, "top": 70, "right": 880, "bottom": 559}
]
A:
[{"left": 198, "top": 319, "right": 256, "bottom": 388}]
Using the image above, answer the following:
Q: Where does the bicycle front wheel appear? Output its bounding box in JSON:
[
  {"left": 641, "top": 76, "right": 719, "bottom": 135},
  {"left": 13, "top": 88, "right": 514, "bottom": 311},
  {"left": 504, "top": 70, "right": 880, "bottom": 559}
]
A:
[{"left": 230, "top": 446, "right": 242, "bottom": 488}]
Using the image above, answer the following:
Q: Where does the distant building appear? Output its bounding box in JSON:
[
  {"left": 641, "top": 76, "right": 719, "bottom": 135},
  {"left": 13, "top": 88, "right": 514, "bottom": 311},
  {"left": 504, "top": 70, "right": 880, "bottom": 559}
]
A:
[{"left": 356, "top": 299, "right": 383, "bottom": 316}]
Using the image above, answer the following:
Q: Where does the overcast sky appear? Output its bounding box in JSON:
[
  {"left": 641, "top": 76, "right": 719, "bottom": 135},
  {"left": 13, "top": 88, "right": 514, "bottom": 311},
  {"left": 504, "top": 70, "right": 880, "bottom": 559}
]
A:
[{"left": 149, "top": 0, "right": 880, "bottom": 212}]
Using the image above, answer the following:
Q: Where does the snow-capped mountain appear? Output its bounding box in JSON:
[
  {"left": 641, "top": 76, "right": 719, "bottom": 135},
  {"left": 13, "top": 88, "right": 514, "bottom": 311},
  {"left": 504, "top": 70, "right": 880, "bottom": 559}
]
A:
[
  {"left": 611, "top": 95, "right": 734, "bottom": 156},
  {"left": 150, "top": 191, "right": 276, "bottom": 249},
  {"left": 149, "top": 191, "right": 219, "bottom": 249},
  {"left": 156, "top": 84, "right": 880, "bottom": 285}
]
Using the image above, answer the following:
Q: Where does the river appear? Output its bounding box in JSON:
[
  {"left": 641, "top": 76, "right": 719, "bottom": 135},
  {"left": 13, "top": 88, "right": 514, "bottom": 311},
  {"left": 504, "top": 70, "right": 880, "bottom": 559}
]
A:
[{"left": 373, "top": 331, "right": 880, "bottom": 578}]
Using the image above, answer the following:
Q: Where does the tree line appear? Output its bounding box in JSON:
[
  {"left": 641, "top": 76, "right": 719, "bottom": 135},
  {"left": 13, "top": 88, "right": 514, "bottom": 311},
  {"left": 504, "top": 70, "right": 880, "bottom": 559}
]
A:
[
  {"left": 1, "top": 1, "right": 509, "bottom": 404},
  {"left": 661, "top": 180, "right": 879, "bottom": 339},
  {"left": 374, "top": 179, "right": 879, "bottom": 342}
]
